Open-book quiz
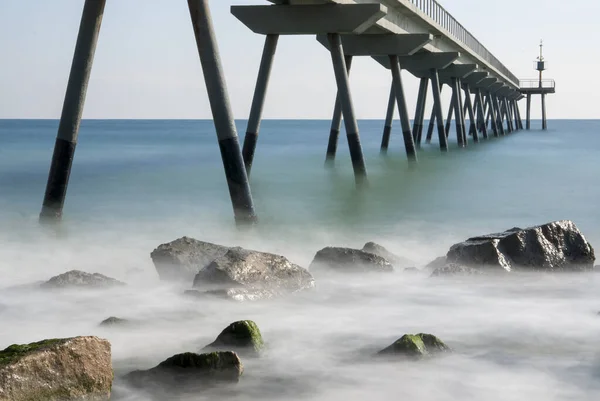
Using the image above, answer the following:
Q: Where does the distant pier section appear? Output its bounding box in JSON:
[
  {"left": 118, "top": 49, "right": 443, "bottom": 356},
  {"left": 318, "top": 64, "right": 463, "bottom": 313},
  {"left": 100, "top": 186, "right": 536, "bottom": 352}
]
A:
[{"left": 519, "top": 41, "right": 555, "bottom": 130}]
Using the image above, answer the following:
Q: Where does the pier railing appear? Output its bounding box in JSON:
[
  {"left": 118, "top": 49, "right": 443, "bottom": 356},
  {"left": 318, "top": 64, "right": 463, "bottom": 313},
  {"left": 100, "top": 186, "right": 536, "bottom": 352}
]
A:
[
  {"left": 519, "top": 79, "right": 555, "bottom": 89},
  {"left": 407, "top": 0, "right": 519, "bottom": 85}
]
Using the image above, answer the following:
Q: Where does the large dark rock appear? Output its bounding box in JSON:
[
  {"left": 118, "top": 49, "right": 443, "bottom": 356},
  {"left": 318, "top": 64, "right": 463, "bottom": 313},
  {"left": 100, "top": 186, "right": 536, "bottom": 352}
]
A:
[
  {"left": 362, "top": 242, "right": 413, "bottom": 268},
  {"left": 151, "top": 237, "right": 230, "bottom": 283},
  {"left": 378, "top": 333, "right": 450, "bottom": 359},
  {"left": 446, "top": 221, "right": 595, "bottom": 272},
  {"left": 40, "top": 270, "right": 125, "bottom": 289},
  {"left": 124, "top": 351, "right": 242, "bottom": 392},
  {"left": 203, "top": 320, "right": 264, "bottom": 357},
  {"left": 193, "top": 247, "right": 314, "bottom": 300},
  {"left": 309, "top": 247, "right": 394, "bottom": 273},
  {"left": 0, "top": 336, "right": 113, "bottom": 400}
]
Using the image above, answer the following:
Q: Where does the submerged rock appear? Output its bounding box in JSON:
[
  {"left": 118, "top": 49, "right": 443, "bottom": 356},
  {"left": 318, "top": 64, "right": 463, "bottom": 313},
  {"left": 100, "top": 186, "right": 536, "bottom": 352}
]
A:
[
  {"left": 151, "top": 237, "right": 230, "bottom": 283},
  {"left": 309, "top": 247, "right": 394, "bottom": 273},
  {"left": 99, "top": 316, "right": 131, "bottom": 327},
  {"left": 378, "top": 333, "right": 450, "bottom": 359},
  {"left": 124, "top": 351, "right": 242, "bottom": 392},
  {"left": 362, "top": 242, "right": 413, "bottom": 268},
  {"left": 446, "top": 220, "right": 595, "bottom": 272},
  {"left": 192, "top": 247, "right": 314, "bottom": 300},
  {"left": 0, "top": 336, "right": 112, "bottom": 401},
  {"left": 204, "top": 321, "right": 264, "bottom": 356},
  {"left": 40, "top": 270, "right": 125, "bottom": 289},
  {"left": 430, "top": 263, "right": 483, "bottom": 277}
]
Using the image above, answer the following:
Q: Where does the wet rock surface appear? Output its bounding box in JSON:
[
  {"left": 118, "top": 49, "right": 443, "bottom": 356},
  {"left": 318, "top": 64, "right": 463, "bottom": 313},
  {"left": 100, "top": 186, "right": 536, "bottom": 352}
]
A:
[
  {"left": 124, "top": 351, "right": 243, "bottom": 393},
  {"left": 362, "top": 242, "right": 413, "bottom": 268},
  {"left": 0, "top": 336, "right": 113, "bottom": 401},
  {"left": 378, "top": 333, "right": 450, "bottom": 359},
  {"left": 192, "top": 247, "right": 314, "bottom": 300},
  {"left": 309, "top": 247, "right": 394, "bottom": 273},
  {"left": 204, "top": 320, "right": 264, "bottom": 356},
  {"left": 446, "top": 220, "right": 595, "bottom": 272},
  {"left": 430, "top": 263, "right": 483, "bottom": 277},
  {"left": 40, "top": 270, "right": 125, "bottom": 289},
  {"left": 151, "top": 237, "right": 230, "bottom": 283}
]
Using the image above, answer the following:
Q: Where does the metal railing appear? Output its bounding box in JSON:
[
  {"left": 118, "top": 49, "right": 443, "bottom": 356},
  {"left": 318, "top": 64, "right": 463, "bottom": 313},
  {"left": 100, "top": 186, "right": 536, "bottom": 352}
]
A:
[
  {"left": 407, "top": 0, "right": 519, "bottom": 85},
  {"left": 519, "top": 79, "right": 555, "bottom": 89}
]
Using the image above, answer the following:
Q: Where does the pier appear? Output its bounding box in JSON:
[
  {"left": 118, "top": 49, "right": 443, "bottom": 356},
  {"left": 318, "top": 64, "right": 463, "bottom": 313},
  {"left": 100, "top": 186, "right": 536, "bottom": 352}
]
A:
[{"left": 39, "top": 0, "right": 555, "bottom": 225}]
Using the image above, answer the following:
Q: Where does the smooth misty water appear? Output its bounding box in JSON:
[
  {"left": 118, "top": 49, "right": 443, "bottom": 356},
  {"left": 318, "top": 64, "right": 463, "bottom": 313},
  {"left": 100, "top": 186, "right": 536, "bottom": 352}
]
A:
[{"left": 1, "top": 119, "right": 599, "bottom": 400}]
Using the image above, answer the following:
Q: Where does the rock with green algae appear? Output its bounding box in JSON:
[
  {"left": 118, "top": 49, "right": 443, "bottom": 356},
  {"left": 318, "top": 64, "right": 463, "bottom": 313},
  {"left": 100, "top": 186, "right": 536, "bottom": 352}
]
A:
[
  {"left": 378, "top": 333, "right": 450, "bottom": 359},
  {"left": 124, "top": 351, "right": 242, "bottom": 392},
  {"left": 204, "top": 320, "right": 264, "bottom": 356},
  {"left": 0, "top": 336, "right": 113, "bottom": 401}
]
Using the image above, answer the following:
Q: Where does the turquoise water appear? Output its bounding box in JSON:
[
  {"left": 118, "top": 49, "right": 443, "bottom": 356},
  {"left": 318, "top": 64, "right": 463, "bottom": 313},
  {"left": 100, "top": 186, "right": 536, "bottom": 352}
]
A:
[{"left": 1, "top": 119, "right": 600, "bottom": 400}]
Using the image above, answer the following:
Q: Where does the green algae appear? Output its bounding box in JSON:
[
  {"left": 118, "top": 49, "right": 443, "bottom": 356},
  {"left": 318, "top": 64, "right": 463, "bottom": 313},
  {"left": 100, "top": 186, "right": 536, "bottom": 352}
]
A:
[
  {"left": 378, "top": 333, "right": 450, "bottom": 359},
  {"left": 206, "top": 320, "right": 264, "bottom": 355},
  {"left": 0, "top": 338, "right": 65, "bottom": 366}
]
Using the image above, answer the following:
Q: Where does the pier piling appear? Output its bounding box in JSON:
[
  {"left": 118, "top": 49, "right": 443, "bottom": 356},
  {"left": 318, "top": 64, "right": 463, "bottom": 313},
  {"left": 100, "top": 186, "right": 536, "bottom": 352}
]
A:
[
  {"left": 389, "top": 55, "right": 417, "bottom": 161},
  {"left": 380, "top": 83, "right": 395, "bottom": 153},
  {"left": 243, "top": 34, "right": 279, "bottom": 176},
  {"left": 40, "top": 0, "right": 106, "bottom": 223},
  {"left": 328, "top": 33, "right": 367, "bottom": 182},
  {"left": 326, "top": 56, "right": 353, "bottom": 163},
  {"left": 430, "top": 69, "right": 448, "bottom": 151},
  {"left": 188, "top": 0, "right": 257, "bottom": 224}
]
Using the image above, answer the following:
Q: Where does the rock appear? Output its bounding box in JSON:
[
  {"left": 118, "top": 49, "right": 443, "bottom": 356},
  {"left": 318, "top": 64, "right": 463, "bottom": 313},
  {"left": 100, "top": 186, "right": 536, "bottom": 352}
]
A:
[
  {"left": 185, "top": 288, "right": 276, "bottom": 302},
  {"left": 40, "top": 270, "right": 125, "bottom": 289},
  {"left": 203, "top": 321, "right": 264, "bottom": 356},
  {"left": 309, "top": 247, "right": 394, "bottom": 273},
  {"left": 378, "top": 333, "right": 450, "bottom": 359},
  {"left": 124, "top": 351, "right": 242, "bottom": 392},
  {"left": 425, "top": 256, "right": 447, "bottom": 269},
  {"left": 151, "top": 237, "right": 230, "bottom": 283},
  {"left": 0, "top": 336, "right": 112, "bottom": 401},
  {"left": 446, "top": 220, "right": 595, "bottom": 272},
  {"left": 430, "top": 263, "right": 483, "bottom": 277},
  {"left": 362, "top": 242, "right": 413, "bottom": 268},
  {"left": 193, "top": 247, "right": 314, "bottom": 300},
  {"left": 99, "top": 317, "right": 130, "bottom": 327}
]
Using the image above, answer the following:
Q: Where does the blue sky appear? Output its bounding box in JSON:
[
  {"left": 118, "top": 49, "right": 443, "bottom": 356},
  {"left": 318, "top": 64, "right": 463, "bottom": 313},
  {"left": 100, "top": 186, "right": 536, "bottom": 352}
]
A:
[{"left": 0, "top": 0, "right": 597, "bottom": 119}]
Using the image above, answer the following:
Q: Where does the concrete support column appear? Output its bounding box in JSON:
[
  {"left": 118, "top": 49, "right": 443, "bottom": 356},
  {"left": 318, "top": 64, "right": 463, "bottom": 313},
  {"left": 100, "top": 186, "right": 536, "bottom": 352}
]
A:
[
  {"left": 242, "top": 34, "right": 278, "bottom": 176},
  {"left": 451, "top": 77, "right": 465, "bottom": 147},
  {"left": 380, "top": 83, "right": 395, "bottom": 153},
  {"left": 413, "top": 77, "right": 429, "bottom": 146},
  {"left": 389, "top": 55, "right": 417, "bottom": 161},
  {"left": 542, "top": 93, "right": 547, "bottom": 130},
  {"left": 515, "top": 100, "right": 523, "bottom": 130},
  {"left": 328, "top": 33, "right": 367, "bottom": 182},
  {"left": 506, "top": 98, "right": 514, "bottom": 132},
  {"left": 444, "top": 91, "right": 454, "bottom": 137},
  {"left": 188, "top": 0, "right": 257, "bottom": 224},
  {"left": 40, "top": 0, "right": 107, "bottom": 223},
  {"left": 326, "top": 56, "right": 353, "bottom": 162},
  {"left": 463, "top": 84, "right": 478, "bottom": 142},
  {"left": 475, "top": 89, "right": 488, "bottom": 139},
  {"left": 428, "top": 70, "right": 447, "bottom": 150},
  {"left": 456, "top": 78, "right": 468, "bottom": 145},
  {"left": 487, "top": 93, "right": 499, "bottom": 137},
  {"left": 493, "top": 95, "right": 505, "bottom": 135},
  {"left": 426, "top": 81, "right": 442, "bottom": 144},
  {"left": 526, "top": 93, "right": 532, "bottom": 130}
]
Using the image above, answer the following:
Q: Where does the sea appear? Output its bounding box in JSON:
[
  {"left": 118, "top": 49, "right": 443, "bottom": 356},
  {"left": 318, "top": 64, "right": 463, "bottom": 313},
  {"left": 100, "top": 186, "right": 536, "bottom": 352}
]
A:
[{"left": 1, "top": 118, "right": 599, "bottom": 400}]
